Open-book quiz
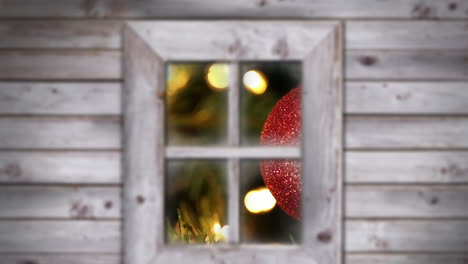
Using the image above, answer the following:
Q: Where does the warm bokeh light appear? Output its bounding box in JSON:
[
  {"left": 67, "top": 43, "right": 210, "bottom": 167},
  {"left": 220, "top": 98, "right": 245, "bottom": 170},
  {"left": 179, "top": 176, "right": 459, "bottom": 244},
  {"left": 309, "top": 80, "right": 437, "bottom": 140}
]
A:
[
  {"left": 243, "top": 70, "right": 268, "bottom": 95},
  {"left": 166, "top": 64, "right": 192, "bottom": 96},
  {"left": 206, "top": 63, "right": 229, "bottom": 90},
  {"left": 244, "top": 187, "right": 276, "bottom": 214},
  {"left": 213, "top": 223, "right": 229, "bottom": 242}
]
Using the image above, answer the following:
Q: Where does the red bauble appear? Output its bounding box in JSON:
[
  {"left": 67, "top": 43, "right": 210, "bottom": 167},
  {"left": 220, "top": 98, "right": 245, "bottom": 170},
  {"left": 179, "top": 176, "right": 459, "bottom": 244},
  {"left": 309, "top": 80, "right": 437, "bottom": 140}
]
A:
[{"left": 260, "top": 87, "right": 301, "bottom": 220}]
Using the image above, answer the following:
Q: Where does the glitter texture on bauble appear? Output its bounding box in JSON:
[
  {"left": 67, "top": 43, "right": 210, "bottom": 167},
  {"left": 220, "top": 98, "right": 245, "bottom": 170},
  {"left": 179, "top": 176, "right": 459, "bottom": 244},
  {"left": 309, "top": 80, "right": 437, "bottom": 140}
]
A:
[{"left": 260, "top": 87, "right": 301, "bottom": 220}]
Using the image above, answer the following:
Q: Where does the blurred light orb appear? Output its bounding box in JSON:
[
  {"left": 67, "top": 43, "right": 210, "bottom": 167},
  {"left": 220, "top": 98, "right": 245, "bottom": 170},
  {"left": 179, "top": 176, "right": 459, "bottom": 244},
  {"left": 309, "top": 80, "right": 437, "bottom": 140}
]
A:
[
  {"left": 243, "top": 70, "right": 268, "bottom": 95},
  {"left": 244, "top": 187, "right": 276, "bottom": 214},
  {"left": 213, "top": 223, "right": 229, "bottom": 242},
  {"left": 206, "top": 63, "right": 229, "bottom": 90},
  {"left": 166, "top": 64, "right": 191, "bottom": 96}
]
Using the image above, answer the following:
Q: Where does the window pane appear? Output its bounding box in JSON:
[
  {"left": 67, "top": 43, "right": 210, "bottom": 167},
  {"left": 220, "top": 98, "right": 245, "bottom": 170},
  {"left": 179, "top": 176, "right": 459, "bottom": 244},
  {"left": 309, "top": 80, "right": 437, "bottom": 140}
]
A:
[
  {"left": 166, "top": 62, "right": 228, "bottom": 146},
  {"left": 240, "top": 62, "right": 301, "bottom": 146},
  {"left": 165, "top": 159, "right": 227, "bottom": 244},
  {"left": 240, "top": 159, "right": 302, "bottom": 244}
]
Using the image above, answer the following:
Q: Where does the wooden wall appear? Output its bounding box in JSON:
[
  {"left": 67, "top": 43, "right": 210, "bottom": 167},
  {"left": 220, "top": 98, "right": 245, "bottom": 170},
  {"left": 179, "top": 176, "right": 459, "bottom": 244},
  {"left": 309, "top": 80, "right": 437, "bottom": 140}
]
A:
[{"left": 0, "top": 0, "right": 467, "bottom": 263}]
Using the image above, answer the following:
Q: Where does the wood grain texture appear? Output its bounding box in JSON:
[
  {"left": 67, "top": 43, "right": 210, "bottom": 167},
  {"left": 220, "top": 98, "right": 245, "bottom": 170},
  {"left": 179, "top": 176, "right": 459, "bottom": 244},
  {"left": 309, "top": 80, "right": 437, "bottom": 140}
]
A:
[
  {"left": 0, "top": 186, "right": 120, "bottom": 218},
  {"left": 346, "top": 82, "right": 468, "bottom": 114},
  {"left": 0, "top": 151, "right": 120, "bottom": 184},
  {"left": 227, "top": 63, "right": 240, "bottom": 243},
  {"left": 346, "top": 116, "right": 468, "bottom": 149},
  {"left": 302, "top": 23, "right": 342, "bottom": 264},
  {"left": 0, "top": 254, "right": 120, "bottom": 264},
  {"left": 124, "top": 20, "right": 342, "bottom": 264},
  {"left": 346, "top": 21, "right": 468, "bottom": 50},
  {"left": 0, "top": 50, "right": 121, "bottom": 80},
  {"left": 346, "top": 220, "right": 468, "bottom": 252},
  {"left": 346, "top": 254, "right": 468, "bottom": 264},
  {"left": 0, "top": 82, "right": 121, "bottom": 115},
  {"left": 1, "top": 220, "right": 466, "bottom": 254},
  {"left": 1, "top": 50, "right": 465, "bottom": 81},
  {"left": 0, "top": 117, "right": 120, "bottom": 149},
  {"left": 2, "top": 20, "right": 467, "bottom": 50},
  {"left": 3, "top": 184, "right": 467, "bottom": 219},
  {"left": 128, "top": 21, "right": 333, "bottom": 60},
  {"left": 0, "top": 20, "right": 121, "bottom": 49},
  {"left": 123, "top": 25, "right": 164, "bottom": 264},
  {"left": 166, "top": 146, "right": 300, "bottom": 159},
  {"left": 346, "top": 151, "right": 468, "bottom": 183},
  {"left": 0, "top": 49, "right": 465, "bottom": 81},
  {"left": 346, "top": 50, "right": 468, "bottom": 81},
  {"left": 0, "top": 0, "right": 466, "bottom": 18},
  {"left": 346, "top": 185, "right": 468, "bottom": 218},
  {"left": 0, "top": 220, "right": 120, "bottom": 253}
]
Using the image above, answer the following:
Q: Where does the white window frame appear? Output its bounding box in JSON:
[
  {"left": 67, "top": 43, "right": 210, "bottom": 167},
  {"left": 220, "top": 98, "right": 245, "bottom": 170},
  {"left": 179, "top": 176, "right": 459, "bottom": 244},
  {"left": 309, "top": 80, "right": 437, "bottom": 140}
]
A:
[{"left": 123, "top": 20, "right": 342, "bottom": 264}]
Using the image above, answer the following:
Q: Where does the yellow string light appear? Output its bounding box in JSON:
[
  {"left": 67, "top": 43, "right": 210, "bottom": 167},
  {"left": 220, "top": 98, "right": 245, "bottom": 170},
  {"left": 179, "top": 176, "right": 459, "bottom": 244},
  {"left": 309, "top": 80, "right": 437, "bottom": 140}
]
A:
[
  {"left": 206, "top": 63, "right": 229, "bottom": 90},
  {"left": 244, "top": 187, "right": 276, "bottom": 214},
  {"left": 243, "top": 70, "right": 268, "bottom": 95}
]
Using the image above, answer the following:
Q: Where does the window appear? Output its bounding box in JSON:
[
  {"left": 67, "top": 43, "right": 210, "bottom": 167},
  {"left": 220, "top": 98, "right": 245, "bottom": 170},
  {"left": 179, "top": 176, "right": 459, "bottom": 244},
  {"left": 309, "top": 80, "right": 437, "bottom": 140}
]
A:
[{"left": 123, "top": 21, "right": 342, "bottom": 264}]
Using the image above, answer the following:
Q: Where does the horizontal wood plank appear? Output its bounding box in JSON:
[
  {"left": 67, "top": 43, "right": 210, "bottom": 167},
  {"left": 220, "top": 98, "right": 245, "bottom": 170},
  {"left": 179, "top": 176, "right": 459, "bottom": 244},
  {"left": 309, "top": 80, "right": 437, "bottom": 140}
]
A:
[
  {"left": 0, "top": 186, "right": 120, "bottom": 218},
  {"left": 346, "top": 151, "right": 468, "bottom": 183},
  {"left": 1, "top": 20, "right": 467, "bottom": 50},
  {"left": 1, "top": 220, "right": 466, "bottom": 253},
  {"left": 0, "top": 254, "right": 120, "bottom": 264},
  {"left": 0, "top": 151, "right": 120, "bottom": 184},
  {"left": 346, "top": 82, "right": 468, "bottom": 114},
  {"left": 0, "top": 50, "right": 121, "bottom": 80},
  {"left": 346, "top": 116, "right": 468, "bottom": 149},
  {"left": 346, "top": 254, "right": 468, "bottom": 264},
  {"left": 2, "top": 150, "right": 466, "bottom": 185},
  {"left": 346, "top": 50, "right": 468, "bottom": 81},
  {"left": 346, "top": 21, "right": 468, "bottom": 50},
  {"left": 0, "top": 220, "right": 120, "bottom": 253},
  {"left": 0, "top": 20, "right": 121, "bottom": 49},
  {"left": 0, "top": 0, "right": 465, "bottom": 18},
  {"left": 0, "top": 50, "right": 465, "bottom": 81},
  {"left": 0, "top": 117, "right": 121, "bottom": 149},
  {"left": 346, "top": 185, "right": 468, "bottom": 218},
  {"left": 0, "top": 82, "right": 121, "bottom": 115},
  {"left": 346, "top": 220, "right": 468, "bottom": 252},
  {"left": 3, "top": 183, "right": 467, "bottom": 219},
  {"left": 2, "top": 117, "right": 468, "bottom": 150}
]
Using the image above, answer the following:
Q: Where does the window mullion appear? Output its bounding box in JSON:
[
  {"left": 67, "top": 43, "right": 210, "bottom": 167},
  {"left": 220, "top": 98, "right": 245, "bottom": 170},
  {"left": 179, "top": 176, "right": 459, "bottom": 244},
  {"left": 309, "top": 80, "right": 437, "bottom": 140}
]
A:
[{"left": 227, "top": 62, "right": 240, "bottom": 243}]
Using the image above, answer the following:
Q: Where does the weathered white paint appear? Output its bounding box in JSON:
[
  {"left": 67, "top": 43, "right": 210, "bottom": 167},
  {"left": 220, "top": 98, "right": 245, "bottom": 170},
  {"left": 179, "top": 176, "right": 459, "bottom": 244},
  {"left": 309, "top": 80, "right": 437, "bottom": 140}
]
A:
[
  {"left": 346, "top": 50, "right": 468, "bottom": 81},
  {"left": 0, "top": 50, "right": 121, "bottom": 80},
  {"left": 166, "top": 146, "right": 300, "bottom": 159},
  {"left": 127, "top": 21, "right": 333, "bottom": 60},
  {"left": 0, "top": 82, "right": 121, "bottom": 115},
  {"left": 346, "top": 82, "right": 468, "bottom": 114},
  {"left": 0, "top": 0, "right": 465, "bottom": 19},
  {"left": 0, "top": 254, "right": 120, "bottom": 264},
  {"left": 346, "top": 185, "right": 468, "bottom": 218},
  {"left": 0, "top": 0, "right": 465, "bottom": 261},
  {"left": 0, "top": 220, "right": 466, "bottom": 254},
  {"left": 0, "top": 151, "right": 120, "bottom": 184},
  {"left": 0, "top": 221, "right": 121, "bottom": 253},
  {"left": 0, "top": 20, "right": 122, "bottom": 49},
  {"left": 346, "top": 151, "right": 468, "bottom": 183},
  {"left": 346, "top": 254, "right": 468, "bottom": 264},
  {"left": 123, "top": 25, "right": 164, "bottom": 264},
  {"left": 302, "top": 22, "right": 343, "bottom": 264},
  {"left": 346, "top": 117, "right": 468, "bottom": 149},
  {"left": 346, "top": 220, "right": 468, "bottom": 252},
  {"left": 3, "top": 184, "right": 468, "bottom": 219},
  {"left": 0, "top": 186, "right": 121, "bottom": 218},
  {"left": 124, "top": 21, "right": 342, "bottom": 264},
  {"left": 0, "top": 117, "right": 121, "bottom": 149},
  {"left": 346, "top": 21, "right": 468, "bottom": 50}
]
